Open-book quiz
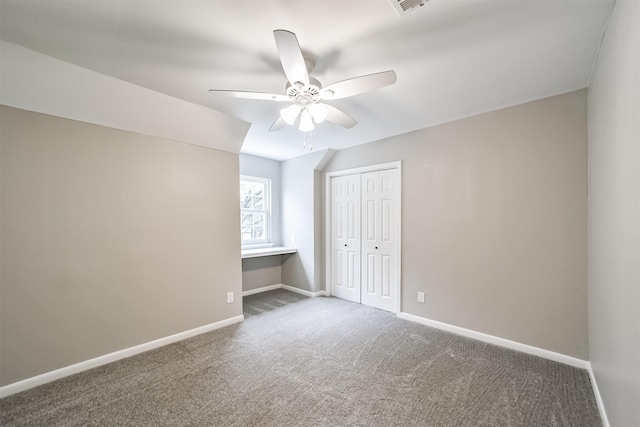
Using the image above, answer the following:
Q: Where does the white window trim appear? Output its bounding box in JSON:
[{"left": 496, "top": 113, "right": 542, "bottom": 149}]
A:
[{"left": 240, "top": 175, "right": 272, "bottom": 248}]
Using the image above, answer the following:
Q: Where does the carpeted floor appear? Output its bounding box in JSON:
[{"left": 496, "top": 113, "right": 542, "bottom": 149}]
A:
[{"left": 1, "top": 289, "right": 601, "bottom": 426}]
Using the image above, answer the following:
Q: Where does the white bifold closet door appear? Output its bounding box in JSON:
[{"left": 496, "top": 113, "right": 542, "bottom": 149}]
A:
[
  {"left": 360, "top": 169, "right": 398, "bottom": 312},
  {"left": 330, "top": 168, "right": 399, "bottom": 312},
  {"left": 331, "top": 174, "right": 361, "bottom": 303}
]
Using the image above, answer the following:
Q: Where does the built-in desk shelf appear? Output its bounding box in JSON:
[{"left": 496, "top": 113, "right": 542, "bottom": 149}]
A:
[{"left": 241, "top": 247, "right": 297, "bottom": 259}]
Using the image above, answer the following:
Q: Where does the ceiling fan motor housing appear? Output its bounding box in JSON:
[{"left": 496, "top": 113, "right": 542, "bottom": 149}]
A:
[{"left": 285, "top": 77, "right": 322, "bottom": 104}]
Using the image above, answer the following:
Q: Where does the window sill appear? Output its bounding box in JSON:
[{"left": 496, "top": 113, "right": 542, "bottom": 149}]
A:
[
  {"left": 242, "top": 243, "right": 274, "bottom": 250},
  {"left": 241, "top": 247, "right": 297, "bottom": 259}
]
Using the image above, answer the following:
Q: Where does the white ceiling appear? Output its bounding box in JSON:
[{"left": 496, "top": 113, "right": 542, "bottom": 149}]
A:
[{"left": 0, "top": 0, "right": 613, "bottom": 160}]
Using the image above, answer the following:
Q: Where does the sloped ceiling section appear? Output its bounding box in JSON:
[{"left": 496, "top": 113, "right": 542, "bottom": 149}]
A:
[
  {"left": 0, "top": 41, "right": 250, "bottom": 153},
  {"left": 0, "top": 0, "right": 614, "bottom": 160}
]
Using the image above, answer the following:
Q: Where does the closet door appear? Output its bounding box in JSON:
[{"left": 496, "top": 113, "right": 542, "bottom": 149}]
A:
[
  {"left": 361, "top": 169, "right": 398, "bottom": 312},
  {"left": 331, "top": 174, "right": 361, "bottom": 303}
]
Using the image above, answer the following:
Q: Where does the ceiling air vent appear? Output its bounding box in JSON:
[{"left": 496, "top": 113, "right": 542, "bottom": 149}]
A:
[{"left": 391, "top": 0, "right": 429, "bottom": 16}]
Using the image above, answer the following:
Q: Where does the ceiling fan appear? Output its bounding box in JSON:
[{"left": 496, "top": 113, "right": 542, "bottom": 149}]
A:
[{"left": 209, "top": 30, "right": 397, "bottom": 133}]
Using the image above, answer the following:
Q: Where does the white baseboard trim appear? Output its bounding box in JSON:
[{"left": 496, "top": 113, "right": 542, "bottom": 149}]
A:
[
  {"left": 397, "top": 312, "right": 589, "bottom": 369},
  {"left": 242, "top": 283, "right": 327, "bottom": 298},
  {"left": 281, "top": 284, "right": 327, "bottom": 298},
  {"left": 242, "top": 284, "right": 283, "bottom": 297},
  {"left": 0, "top": 315, "right": 244, "bottom": 399},
  {"left": 587, "top": 363, "right": 610, "bottom": 427}
]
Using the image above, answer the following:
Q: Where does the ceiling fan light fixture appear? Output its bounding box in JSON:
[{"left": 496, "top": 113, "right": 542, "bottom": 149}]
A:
[
  {"left": 299, "top": 109, "right": 315, "bottom": 132},
  {"left": 308, "top": 104, "right": 328, "bottom": 123},
  {"left": 280, "top": 104, "right": 300, "bottom": 125}
]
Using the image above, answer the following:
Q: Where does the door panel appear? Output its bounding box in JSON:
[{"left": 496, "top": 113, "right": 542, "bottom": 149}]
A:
[
  {"left": 382, "top": 255, "right": 391, "bottom": 297},
  {"left": 360, "top": 169, "right": 398, "bottom": 312},
  {"left": 347, "top": 251, "right": 356, "bottom": 290},
  {"left": 382, "top": 199, "right": 391, "bottom": 242},
  {"left": 331, "top": 175, "right": 361, "bottom": 303}
]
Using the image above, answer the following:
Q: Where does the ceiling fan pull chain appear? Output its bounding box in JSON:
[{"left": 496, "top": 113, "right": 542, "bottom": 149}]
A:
[{"left": 301, "top": 130, "right": 313, "bottom": 151}]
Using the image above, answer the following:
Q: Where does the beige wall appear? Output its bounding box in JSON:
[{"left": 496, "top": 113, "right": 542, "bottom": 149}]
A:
[
  {"left": 0, "top": 106, "right": 243, "bottom": 386},
  {"left": 324, "top": 90, "right": 588, "bottom": 359},
  {"left": 281, "top": 150, "right": 332, "bottom": 293},
  {"left": 241, "top": 257, "right": 283, "bottom": 292},
  {"left": 587, "top": 0, "right": 640, "bottom": 425}
]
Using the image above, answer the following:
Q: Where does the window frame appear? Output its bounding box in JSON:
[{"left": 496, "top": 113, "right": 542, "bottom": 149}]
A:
[{"left": 240, "top": 175, "right": 272, "bottom": 247}]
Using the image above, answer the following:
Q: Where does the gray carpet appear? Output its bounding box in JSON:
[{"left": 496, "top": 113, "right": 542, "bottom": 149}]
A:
[{"left": 1, "top": 289, "right": 601, "bottom": 426}]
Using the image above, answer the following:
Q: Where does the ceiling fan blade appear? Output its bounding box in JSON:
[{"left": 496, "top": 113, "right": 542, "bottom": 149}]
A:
[
  {"left": 273, "top": 30, "right": 309, "bottom": 86},
  {"left": 322, "top": 70, "right": 397, "bottom": 100},
  {"left": 269, "top": 116, "right": 287, "bottom": 132},
  {"left": 208, "top": 89, "right": 289, "bottom": 102},
  {"left": 325, "top": 105, "right": 357, "bottom": 129}
]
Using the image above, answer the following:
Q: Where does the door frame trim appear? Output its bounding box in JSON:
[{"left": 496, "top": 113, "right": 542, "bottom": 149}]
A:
[{"left": 325, "top": 161, "right": 402, "bottom": 313}]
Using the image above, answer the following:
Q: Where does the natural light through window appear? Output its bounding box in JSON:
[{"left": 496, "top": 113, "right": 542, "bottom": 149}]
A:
[{"left": 240, "top": 176, "right": 271, "bottom": 246}]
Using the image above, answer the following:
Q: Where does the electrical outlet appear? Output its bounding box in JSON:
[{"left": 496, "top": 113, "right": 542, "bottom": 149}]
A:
[
  {"left": 226, "top": 292, "right": 234, "bottom": 304},
  {"left": 417, "top": 292, "right": 425, "bottom": 303}
]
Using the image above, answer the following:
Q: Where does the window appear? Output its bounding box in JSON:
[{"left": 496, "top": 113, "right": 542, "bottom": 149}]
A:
[{"left": 240, "top": 176, "right": 271, "bottom": 246}]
